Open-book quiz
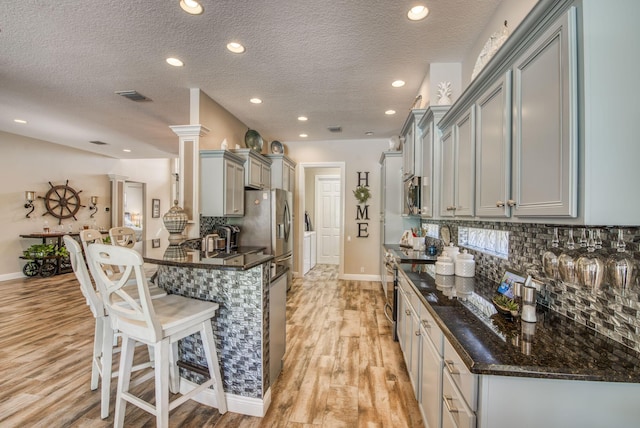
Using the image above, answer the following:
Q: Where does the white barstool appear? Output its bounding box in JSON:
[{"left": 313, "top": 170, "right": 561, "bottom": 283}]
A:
[
  {"left": 87, "top": 244, "right": 227, "bottom": 428},
  {"left": 109, "top": 226, "right": 137, "bottom": 249},
  {"left": 65, "top": 235, "right": 159, "bottom": 419}
]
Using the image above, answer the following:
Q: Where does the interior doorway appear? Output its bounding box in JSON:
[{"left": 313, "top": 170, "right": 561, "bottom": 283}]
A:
[
  {"left": 298, "top": 162, "right": 345, "bottom": 278},
  {"left": 122, "top": 181, "right": 145, "bottom": 251},
  {"left": 315, "top": 175, "right": 340, "bottom": 264}
]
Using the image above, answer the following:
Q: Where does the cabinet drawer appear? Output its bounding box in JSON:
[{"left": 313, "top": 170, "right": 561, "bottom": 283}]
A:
[
  {"left": 444, "top": 338, "right": 477, "bottom": 411},
  {"left": 420, "top": 306, "right": 443, "bottom": 357},
  {"left": 442, "top": 370, "right": 476, "bottom": 428}
]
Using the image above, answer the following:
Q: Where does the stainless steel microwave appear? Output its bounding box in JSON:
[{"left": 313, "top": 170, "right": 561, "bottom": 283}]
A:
[{"left": 404, "top": 176, "right": 421, "bottom": 216}]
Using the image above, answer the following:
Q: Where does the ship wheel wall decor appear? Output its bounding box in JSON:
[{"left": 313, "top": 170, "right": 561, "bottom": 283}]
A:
[{"left": 38, "top": 180, "right": 85, "bottom": 224}]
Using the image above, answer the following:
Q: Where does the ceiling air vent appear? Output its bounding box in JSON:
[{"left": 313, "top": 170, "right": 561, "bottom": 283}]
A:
[
  {"left": 327, "top": 126, "right": 342, "bottom": 133},
  {"left": 89, "top": 140, "right": 108, "bottom": 145},
  {"left": 115, "top": 90, "right": 152, "bottom": 102}
]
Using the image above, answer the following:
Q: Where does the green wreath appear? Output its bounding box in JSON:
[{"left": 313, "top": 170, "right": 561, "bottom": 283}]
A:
[{"left": 353, "top": 186, "right": 371, "bottom": 204}]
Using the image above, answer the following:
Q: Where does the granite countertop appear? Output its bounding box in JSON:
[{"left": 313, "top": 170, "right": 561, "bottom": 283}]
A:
[
  {"left": 385, "top": 244, "right": 438, "bottom": 264},
  {"left": 398, "top": 264, "right": 640, "bottom": 383},
  {"left": 142, "top": 240, "right": 273, "bottom": 271}
]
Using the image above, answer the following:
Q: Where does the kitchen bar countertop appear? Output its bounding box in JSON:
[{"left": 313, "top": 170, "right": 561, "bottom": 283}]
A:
[
  {"left": 385, "top": 244, "right": 438, "bottom": 264},
  {"left": 397, "top": 263, "right": 640, "bottom": 383},
  {"left": 141, "top": 239, "right": 272, "bottom": 271}
]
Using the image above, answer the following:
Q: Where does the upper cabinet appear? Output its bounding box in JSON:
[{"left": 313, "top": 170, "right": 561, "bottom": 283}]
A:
[
  {"left": 511, "top": 9, "right": 577, "bottom": 218},
  {"left": 401, "top": 109, "right": 426, "bottom": 181},
  {"left": 233, "top": 149, "right": 272, "bottom": 190},
  {"left": 475, "top": 71, "right": 512, "bottom": 218},
  {"left": 417, "top": 106, "right": 449, "bottom": 218},
  {"left": 266, "top": 154, "right": 296, "bottom": 194},
  {"left": 200, "top": 150, "right": 245, "bottom": 217}
]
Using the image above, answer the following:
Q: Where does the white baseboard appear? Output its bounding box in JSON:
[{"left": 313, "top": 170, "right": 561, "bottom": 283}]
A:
[
  {"left": 338, "top": 273, "right": 382, "bottom": 282},
  {"left": 179, "top": 378, "right": 271, "bottom": 417},
  {"left": 0, "top": 272, "right": 26, "bottom": 282}
]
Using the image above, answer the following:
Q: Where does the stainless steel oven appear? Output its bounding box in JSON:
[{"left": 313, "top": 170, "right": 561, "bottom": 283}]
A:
[{"left": 383, "top": 250, "right": 399, "bottom": 341}]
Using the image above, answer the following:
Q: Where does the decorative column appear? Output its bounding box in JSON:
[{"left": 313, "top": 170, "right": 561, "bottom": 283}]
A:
[
  {"left": 107, "top": 174, "right": 128, "bottom": 228},
  {"left": 169, "top": 124, "right": 210, "bottom": 239}
]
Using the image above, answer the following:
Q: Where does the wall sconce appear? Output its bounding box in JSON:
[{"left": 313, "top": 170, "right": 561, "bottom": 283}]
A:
[
  {"left": 24, "top": 191, "right": 36, "bottom": 218},
  {"left": 89, "top": 196, "right": 98, "bottom": 218}
]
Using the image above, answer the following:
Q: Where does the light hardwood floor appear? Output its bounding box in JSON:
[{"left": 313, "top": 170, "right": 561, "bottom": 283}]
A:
[{"left": 0, "top": 264, "right": 423, "bottom": 427}]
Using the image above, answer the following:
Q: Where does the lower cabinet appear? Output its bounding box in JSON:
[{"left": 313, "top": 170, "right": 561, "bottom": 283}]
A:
[
  {"left": 269, "top": 273, "right": 287, "bottom": 386},
  {"left": 302, "top": 231, "right": 316, "bottom": 275}
]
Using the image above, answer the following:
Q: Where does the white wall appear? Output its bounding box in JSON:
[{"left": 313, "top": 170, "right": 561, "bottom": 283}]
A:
[
  {"left": 285, "top": 139, "right": 389, "bottom": 277},
  {"left": 0, "top": 131, "right": 173, "bottom": 280}
]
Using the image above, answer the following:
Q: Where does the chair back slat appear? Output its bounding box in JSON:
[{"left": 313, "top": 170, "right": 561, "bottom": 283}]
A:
[
  {"left": 63, "top": 235, "right": 103, "bottom": 317},
  {"left": 109, "top": 227, "right": 137, "bottom": 248},
  {"left": 87, "top": 244, "right": 162, "bottom": 342}
]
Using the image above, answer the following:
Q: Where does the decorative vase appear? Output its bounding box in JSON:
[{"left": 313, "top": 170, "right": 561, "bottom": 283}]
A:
[{"left": 162, "top": 200, "right": 188, "bottom": 244}]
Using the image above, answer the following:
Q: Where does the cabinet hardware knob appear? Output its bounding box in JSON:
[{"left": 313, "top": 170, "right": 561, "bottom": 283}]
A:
[
  {"left": 415, "top": 330, "right": 421, "bottom": 336},
  {"left": 421, "top": 320, "right": 431, "bottom": 329},
  {"left": 507, "top": 199, "right": 516, "bottom": 207},
  {"left": 444, "top": 359, "right": 459, "bottom": 375},
  {"left": 496, "top": 200, "right": 505, "bottom": 207},
  {"left": 405, "top": 309, "right": 411, "bottom": 316},
  {"left": 443, "top": 396, "right": 459, "bottom": 414}
]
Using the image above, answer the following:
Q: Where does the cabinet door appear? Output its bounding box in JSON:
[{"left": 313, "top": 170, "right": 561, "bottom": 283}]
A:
[
  {"left": 476, "top": 71, "right": 512, "bottom": 217},
  {"left": 402, "top": 125, "right": 415, "bottom": 181},
  {"left": 287, "top": 163, "right": 296, "bottom": 194},
  {"left": 261, "top": 163, "right": 271, "bottom": 189},
  {"left": 303, "top": 235, "right": 311, "bottom": 274},
  {"left": 421, "top": 327, "right": 443, "bottom": 428},
  {"left": 232, "top": 163, "right": 245, "bottom": 215},
  {"left": 439, "top": 128, "right": 455, "bottom": 217},
  {"left": 421, "top": 122, "right": 434, "bottom": 217},
  {"left": 454, "top": 109, "right": 475, "bottom": 217},
  {"left": 409, "top": 305, "right": 421, "bottom": 398},
  {"left": 512, "top": 9, "right": 577, "bottom": 217},
  {"left": 247, "top": 157, "right": 263, "bottom": 189},
  {"left": 397, "top": 288, "right": 408, "bottom": 353}
]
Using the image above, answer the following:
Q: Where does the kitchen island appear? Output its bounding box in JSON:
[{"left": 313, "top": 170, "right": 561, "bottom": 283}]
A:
[
  {"left": 142, "top": 240, "right": 282, "bottom": 417},
  {"left": 392, "top": 256, "right": 640, "bottom": 428}
]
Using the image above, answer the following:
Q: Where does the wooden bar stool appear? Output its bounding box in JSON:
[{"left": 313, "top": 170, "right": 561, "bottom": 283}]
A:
[{"left": 87, "top": 244, "right": 227, "bottom": 428}]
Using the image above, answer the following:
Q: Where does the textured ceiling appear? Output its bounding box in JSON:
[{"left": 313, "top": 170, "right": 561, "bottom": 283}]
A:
[{"left": 0, "top": 0, "right": 501, "bottom": 158}]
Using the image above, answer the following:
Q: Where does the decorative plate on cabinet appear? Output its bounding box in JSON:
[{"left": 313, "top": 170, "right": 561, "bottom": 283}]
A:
[
  {"left": 271, "top": 140, "right": 284, "bottom": 154},
  {"left": 244, "top": 129, "right": 263, "bottom": 152}
]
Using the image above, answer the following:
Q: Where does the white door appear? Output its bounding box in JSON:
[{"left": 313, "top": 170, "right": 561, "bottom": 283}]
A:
[{"left": 315, "top": 175, "right": 341, "bottom": 265}]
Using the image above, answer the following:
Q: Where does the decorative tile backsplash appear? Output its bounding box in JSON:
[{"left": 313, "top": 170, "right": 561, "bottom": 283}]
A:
[{"left": 422, "top": 219, "right": 640, "bottom": 352}]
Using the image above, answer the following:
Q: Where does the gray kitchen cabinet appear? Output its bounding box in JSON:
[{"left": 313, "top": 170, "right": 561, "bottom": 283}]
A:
[
  {"left": 419, "top": 303, "right": 443, "bottom": 428},
  {"left": 475, "top": 71, "right": 512, "bottom": 218},
  {"left": 417, "top": 106, "right": 449, "bottom": 218},
  {"left": 233, "top": 148, "right": 272, "bottom": 190},
  {"left": 401, "top": 109, "right": 426, "bottom": 181},
  {"left": 200, "top": 150, "right": 245, "bottom": 217},
  {"left": 439, "top": 108, "right": 475, "bottom": 218},
  {"left": 266, "top": 153, "right": 296, "bottom": 194},
  {"left": 511, "top": 8, "right": 577, "bottom": 218}
]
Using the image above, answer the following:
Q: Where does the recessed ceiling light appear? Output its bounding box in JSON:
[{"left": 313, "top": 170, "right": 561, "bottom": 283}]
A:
[
  {"left": 227, "top": 42, "right": 246, "bottom": 54},
  {"left": 299, "top": 133, "right": 308, "bottom": 138},
  {"left": 392, "top": 80, "right": 405, "bottom": 88},
  {"left": 123, "top": 149, "right": 132, "bottom": 153},
  {"left": 385, "top": 110, "right": 396, "bottom": 115},
  {"left": 166, "top": 57, "right": 184, "bottom": 67},
  {"left": 14, "top": 119, "right": 27, "bottom": 124},
  {"left": 179, "top": 0, "right": 203, "bottom": 15},
  {"left": 365, "top": 131, "right": 374, "bottom": 136},
  {"left": 407, "top": 5, "right": 429, "bottom": 21},
  {"left": 250, "top": 98, "right": 262, "bottom": 104},
  {"left": 298, "top": 116, "right": 308, "bottom": 122}
]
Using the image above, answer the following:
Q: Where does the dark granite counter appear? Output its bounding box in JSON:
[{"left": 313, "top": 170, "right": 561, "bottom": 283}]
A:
[
  {"left": 385, "top": 244, "right": 438, "bottom": 264},
  {"left": 398, "top": 263, "right": 640, "bottom": 383},
  {"left": 141, "top": 239, "right": 272, "bottom": 270}
]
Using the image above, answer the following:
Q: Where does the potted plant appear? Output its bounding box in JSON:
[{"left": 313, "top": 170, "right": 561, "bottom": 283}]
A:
[{"left": 23, "top": 243, "right": 56, "bottom": 259}]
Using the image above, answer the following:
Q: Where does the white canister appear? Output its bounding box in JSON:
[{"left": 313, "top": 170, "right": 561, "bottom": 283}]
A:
[
  {"left": 443, "top": 243, "right": 460, "bottom": 262},
  {"left": 435, "top": 256, "right": 455, "bottom": 276},
  {"left": 455, "top": 250, "right": 476, "bottom": 277}
]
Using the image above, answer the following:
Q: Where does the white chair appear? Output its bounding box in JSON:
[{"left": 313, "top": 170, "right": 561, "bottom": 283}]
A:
[
  {"left": 109, "top": 226, "right": 137, "bottom": 248},
  {"left": 86, "top": 244, "right": 227, "bottom": 428}
]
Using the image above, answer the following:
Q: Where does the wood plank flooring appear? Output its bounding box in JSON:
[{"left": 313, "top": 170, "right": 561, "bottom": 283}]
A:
[{"left": 0, "top": 264, "right": 423, "bottom": 427}]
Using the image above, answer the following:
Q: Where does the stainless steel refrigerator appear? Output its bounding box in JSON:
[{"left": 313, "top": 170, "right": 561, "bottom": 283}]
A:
[{"left": 229, "top": 188, "right": 293, "bottom": 287}]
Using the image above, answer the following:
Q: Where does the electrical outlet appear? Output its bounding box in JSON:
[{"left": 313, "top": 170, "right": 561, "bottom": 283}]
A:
[{"left": 360, "top": 267, "right": 365, "bottom": 273}]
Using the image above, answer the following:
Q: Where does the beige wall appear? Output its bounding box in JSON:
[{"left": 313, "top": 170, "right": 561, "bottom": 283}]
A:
[
  {"left": 195, "top": 89, "right": 250, "bottom": 151},
  {"left": 286, "top": 139, "right": 389, "bottom": 277},
  {"left": 462, "top": 0, "right": 539, "bottom": 84},
  {"left": 0, "top": 131, "right": 173, "bottom": 280}
]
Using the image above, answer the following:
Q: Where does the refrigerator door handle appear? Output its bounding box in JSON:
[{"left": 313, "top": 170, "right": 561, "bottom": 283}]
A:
[{"left": 283, "top": 200, "right": 291, "bottom": 241}]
